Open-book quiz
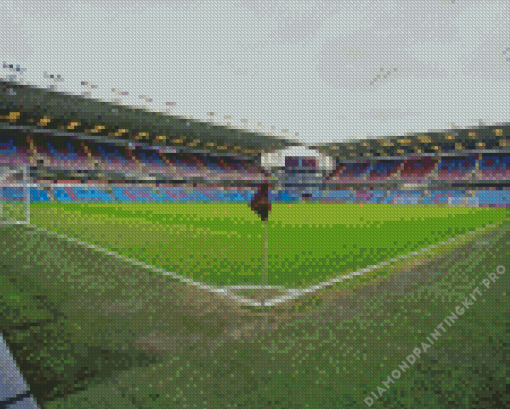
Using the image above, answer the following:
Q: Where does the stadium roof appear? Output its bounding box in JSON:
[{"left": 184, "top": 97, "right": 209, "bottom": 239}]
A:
[
  {"left": 0, "top": 80, "right": 301, "bottom": 157},
  {"left": 310, "top": 124, "right": 510, "bottom": 160}
]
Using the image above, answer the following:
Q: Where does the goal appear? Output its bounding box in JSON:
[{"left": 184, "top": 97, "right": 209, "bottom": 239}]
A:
[{"left": 0, "top": 164, "right": 30, "bottom": 225}]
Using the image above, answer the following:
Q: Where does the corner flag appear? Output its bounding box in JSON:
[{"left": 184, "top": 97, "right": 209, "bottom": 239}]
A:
[
  {"left": 251, "top": 182, "right": 271, "bottom": 221},
  {"left": 251, "top": 181, "right": 271, "bottom": 308}
]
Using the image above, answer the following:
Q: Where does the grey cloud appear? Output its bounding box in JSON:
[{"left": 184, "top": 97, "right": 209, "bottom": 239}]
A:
[
  {"left": 0, "top": 18, "right": 33, "bottom": 61},
  {"left": 216, "top": 60, "right": 260, "bottom": 79},
  {"left": 315, "top": 31, "right": 432, "bottom": 92},
  {"left": 239, "top": 1, "right": 341, "bottom": 46},
  {"left": 81, "top": 0, "right": 203, "bottom": 6},
  {"left": 313, "top": 0, "right": 495, "bottom": 91},
  {"left": 6, "top": 0, "right": 75, "bottom": 21},
  {"left": 15, "top": 0, "right": 204, "bottom": 19},
  {"left": 461, "top": 35, "right": 510, "bottom": 81},
  {"left": 266, "top": 10, "right": 326, "bottom": 46},
  {"left": 358, "top": 111, "right": 422, "bottom": 122}
]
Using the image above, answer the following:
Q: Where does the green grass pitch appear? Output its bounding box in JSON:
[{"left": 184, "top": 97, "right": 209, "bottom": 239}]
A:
[
  {"left": 28, "top": 202, "right": 508, "bottom": 288},
  {"left": 0, "top": 201, "right": 27, "bottom": 223},
  {"left": 1, "top": 209, "right": 507, "bottom": 408}
]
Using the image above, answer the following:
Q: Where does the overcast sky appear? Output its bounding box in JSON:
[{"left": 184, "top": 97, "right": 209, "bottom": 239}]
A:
[{"left": 1, "top": 0, "right": 509, "bottom": 160}]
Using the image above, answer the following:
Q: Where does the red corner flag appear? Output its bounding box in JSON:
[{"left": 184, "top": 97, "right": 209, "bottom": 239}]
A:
[{"left": 251, "top": 182, "right": 271, "bottom": 222}]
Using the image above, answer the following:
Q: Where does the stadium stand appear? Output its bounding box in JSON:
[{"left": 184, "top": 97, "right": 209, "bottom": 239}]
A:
[
  {"left": 437, "top": 156, "right": 476, "bottom": 180},
  {"left": 367, "top": 161, "right": 402, "bottom": 180},
  {"left": 479, "top": 154, "right": 509, "bottom": 180},
  {"left": 399, "top": 157, "right": 436, "bottom": 180},
  {"left": 1, "top": 79, "right": 508, "bottom": 210}
]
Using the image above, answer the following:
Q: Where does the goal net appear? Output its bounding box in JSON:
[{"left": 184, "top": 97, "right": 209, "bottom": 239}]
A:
[{"left": 0, "top": 164, "right": 30, "bottom": 225}]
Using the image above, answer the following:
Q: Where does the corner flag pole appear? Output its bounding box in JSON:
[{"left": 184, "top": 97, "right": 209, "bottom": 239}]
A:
[
  {"left": 261, "top": 218, "right": 269, "bottom": 307},
  {"left": 250, "top": 181, "right": 271, "bottom": 307}
]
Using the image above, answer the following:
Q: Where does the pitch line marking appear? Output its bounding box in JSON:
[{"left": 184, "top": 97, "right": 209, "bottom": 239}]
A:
[{"left": 19, "top": 220, "right": 504, "bottom": 308}]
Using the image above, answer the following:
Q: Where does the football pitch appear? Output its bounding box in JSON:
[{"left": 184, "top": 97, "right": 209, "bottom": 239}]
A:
[
  {"left": 0, "top": 201, "right": 27, "bottom": 223},
  {"left": 0, "top": 204, "right": 508, "bottom": 408},
  {"left": 29, "top": 202, "right": 508, "bottom": 289}
]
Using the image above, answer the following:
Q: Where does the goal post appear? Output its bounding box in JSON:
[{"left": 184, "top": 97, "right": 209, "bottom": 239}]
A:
[{"left": 0, "top": 164, "right": 30, "bottom": 225}]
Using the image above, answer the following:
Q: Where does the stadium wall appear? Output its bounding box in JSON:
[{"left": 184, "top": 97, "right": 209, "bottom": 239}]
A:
[{"left": 24, "top": 184, "right": 510, "bottom": 207}]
